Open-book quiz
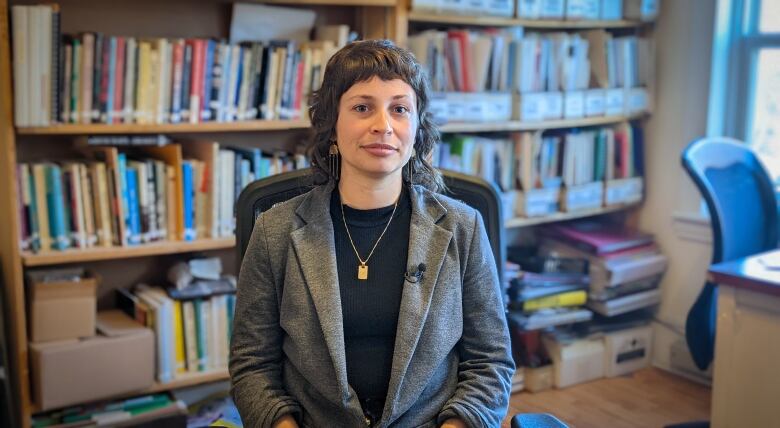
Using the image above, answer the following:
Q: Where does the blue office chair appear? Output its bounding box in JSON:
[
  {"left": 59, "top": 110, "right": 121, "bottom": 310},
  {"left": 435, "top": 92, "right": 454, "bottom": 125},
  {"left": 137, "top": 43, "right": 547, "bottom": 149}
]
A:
[
  {"left": 681, "top": 137, "right": 779, "bottom": 371},
  {"left": 235, "top": 168, "right": 567, "bottom": 428}
]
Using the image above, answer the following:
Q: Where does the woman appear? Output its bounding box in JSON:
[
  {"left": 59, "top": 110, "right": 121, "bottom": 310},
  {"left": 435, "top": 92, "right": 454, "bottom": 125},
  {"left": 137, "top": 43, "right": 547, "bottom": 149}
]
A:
[{"left": 230, "top": 39, "right": 514, "bottom": 428}]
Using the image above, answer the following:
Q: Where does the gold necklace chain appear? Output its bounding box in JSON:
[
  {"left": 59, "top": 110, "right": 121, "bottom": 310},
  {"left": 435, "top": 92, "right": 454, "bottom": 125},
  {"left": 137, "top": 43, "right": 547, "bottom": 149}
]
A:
[{"left": 340, "top": 195, "right": 399, "bottom": 280}]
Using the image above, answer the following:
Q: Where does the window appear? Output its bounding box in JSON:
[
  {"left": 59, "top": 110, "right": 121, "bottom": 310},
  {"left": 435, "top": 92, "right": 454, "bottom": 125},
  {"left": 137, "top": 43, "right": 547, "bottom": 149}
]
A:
[{"left": 709, "top": 0, "right": 780, "bottom": 183}]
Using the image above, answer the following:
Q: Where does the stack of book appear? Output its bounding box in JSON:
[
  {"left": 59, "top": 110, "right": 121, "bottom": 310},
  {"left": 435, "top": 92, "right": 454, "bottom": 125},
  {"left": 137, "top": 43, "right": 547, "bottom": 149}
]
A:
[
  {"left": 117, "top": 284, "right": 236, "bottom": 384},
  {"left": 539, "top": 220, "right": 667, "bottom": 317},
  {"left": 506, "top": 254, "right": 593, "bottom": 331},
  {"left": 16, "top": 141, "right": 307, "bottom": 253}
]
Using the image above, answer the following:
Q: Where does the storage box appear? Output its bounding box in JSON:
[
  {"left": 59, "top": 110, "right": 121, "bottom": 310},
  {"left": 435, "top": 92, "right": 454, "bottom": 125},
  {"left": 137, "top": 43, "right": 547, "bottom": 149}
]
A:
[
  {"left": 30, "top": 311, "right": 155, "bottom": 411},
  {"left": 585, "top": 89, "right": 606, "bottom": 117},
  {"left": 524, "top": 364, "right": 554, "bottom": 392},
  {"left": 543, "top": 335, "right": 605, "bottom": 388},
  {"left": 560, "top": 182, "right": 604, "bottom": 212},
  {"left": 603, "top": 325, "right": 653, "bottom": 377},
  {"left": 563, "top": 91, "right": 586, "bottom": 119},
  {"left": 27, "top": 269, "right": 98, "bottom": 343},
  {"left": 516, "top": 187, "right": 561, "bottom": 217},
  {"left": 605, "top": 88, "right": 625, "bottom": 116},
  {"left": 515, "top": 92, "right": 547, "bottom": 122},
  {"left": 604, "top": 177, "right": 644, "bottom": 205},
  {"left": 626, "top": 87, "right": 651, "bottom": 114}
]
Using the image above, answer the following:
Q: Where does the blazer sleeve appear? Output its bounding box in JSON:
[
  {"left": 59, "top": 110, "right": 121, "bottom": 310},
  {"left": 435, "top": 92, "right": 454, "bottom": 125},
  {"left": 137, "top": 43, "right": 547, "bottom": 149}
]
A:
[
  {"left": 230, "top": 213, "right": 302, "bottom": 428},
  {"left": 437, "top": 211, "right": 515, "bottom": 428}
]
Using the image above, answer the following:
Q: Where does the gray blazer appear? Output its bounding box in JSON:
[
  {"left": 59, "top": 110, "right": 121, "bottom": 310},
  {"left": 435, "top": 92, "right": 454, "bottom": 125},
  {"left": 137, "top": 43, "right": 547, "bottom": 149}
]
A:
[{"left": 230, "top": 183, "right": 514, "bottom": 428}]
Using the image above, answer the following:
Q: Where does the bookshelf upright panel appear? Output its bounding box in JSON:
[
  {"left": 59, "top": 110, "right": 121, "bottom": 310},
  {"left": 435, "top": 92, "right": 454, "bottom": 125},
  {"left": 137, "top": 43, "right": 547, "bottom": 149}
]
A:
[{"left": 0, "top": 0, "right": 30, "bottom": 425}]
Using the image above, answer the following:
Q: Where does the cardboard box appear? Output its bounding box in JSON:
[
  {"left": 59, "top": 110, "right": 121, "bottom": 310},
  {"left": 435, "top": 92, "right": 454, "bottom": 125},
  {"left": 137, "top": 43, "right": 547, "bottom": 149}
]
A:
[
  {"left": 516, "top": 187, "right": 560, "bottom": 217},
  {"left": 30, "top": 311, "right": 155, "bottom": 411},
  {"left": 524, "top": 364, "right": 554, "bottom": 392},
  {"left": 27, "top": 269, "right": 97, "bottom": 343},
  {"left": 605, "top": 177, "right": 644, "bottom": 206},
  {"left": 543, "top": 335, "right": 605, "bottom": 388},
  {"left": 603, "top": 325, "right": 653, "bottom": 377},
  {"left": 560, "top": 182, "right": 604, "bottom": 212}
]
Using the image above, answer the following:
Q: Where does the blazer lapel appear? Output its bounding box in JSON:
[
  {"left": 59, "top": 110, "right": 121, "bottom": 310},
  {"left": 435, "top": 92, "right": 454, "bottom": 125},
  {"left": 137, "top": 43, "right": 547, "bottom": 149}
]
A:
[
  {"left": 383, "top": 186, "right": 453, "bottom": 423},
  {"left": 289, "top": 185, "right": 352, "bottom": 404}
]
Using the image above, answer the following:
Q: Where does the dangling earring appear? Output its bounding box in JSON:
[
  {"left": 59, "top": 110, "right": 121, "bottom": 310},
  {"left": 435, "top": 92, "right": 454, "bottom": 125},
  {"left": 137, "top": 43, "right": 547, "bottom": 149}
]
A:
[
  {"left": 407, "top": 147, "right": 416, "bottom": 185},
  {"left": 329, "top": 142, "right": 340, "bottom": 181}
]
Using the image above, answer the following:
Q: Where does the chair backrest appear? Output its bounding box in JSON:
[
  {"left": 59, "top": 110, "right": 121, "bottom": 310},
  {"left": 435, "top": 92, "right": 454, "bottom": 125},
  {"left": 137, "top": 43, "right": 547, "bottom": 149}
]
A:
[
  {"left": 236, "top": 168, "right": 505, "bottom": 283},
  {"left": 681, "top": 137, "right": 779, "bottom": 371},
  {"left": 681, "top": 137, "right": 778, "bottom": 263}
]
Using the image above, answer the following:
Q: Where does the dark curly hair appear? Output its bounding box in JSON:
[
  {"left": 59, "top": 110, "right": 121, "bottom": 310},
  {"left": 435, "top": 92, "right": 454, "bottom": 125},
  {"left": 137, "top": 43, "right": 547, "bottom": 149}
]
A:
[{"left": 307, "top": 39, "right": 443, "bottom": 192}]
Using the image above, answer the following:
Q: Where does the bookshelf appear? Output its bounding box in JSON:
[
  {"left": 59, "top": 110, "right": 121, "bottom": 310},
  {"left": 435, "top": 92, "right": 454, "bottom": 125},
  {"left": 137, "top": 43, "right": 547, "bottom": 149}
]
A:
[
  {"left": 16, "top": 119, "right": 312, "bottom": 135},
  {"left": 438, "top": 113, "right": 647, "bottom": 133},
  {"left": 504, "top": 202, "right": 640, "bottom": 229},
  {"left": 21, "top": 237, "right": 236, "bottom": 267},
  {"left": 0, "top": 0, "right": 656, "bottom": 426}
]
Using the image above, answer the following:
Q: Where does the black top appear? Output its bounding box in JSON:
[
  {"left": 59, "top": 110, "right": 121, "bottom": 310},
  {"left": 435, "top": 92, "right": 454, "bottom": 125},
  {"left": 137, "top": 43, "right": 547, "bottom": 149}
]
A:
[{"left": 330, "top": 186, "right": 411, "bottom": 423}]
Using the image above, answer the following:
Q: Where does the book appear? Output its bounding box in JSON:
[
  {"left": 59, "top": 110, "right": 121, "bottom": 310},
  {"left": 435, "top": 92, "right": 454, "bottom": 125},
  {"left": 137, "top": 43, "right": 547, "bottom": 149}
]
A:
[
  {"left": 508, "top": 307, "right": 593, "bottom": 331},
  {"left": 587, "top": 288, "right": 662, "bottom": 317},
  {"left": 522, "top": 290, "right": 588, "bottom": 312},
  {"left": 541, "top": 220, "right": 654, "bottom": 255}
]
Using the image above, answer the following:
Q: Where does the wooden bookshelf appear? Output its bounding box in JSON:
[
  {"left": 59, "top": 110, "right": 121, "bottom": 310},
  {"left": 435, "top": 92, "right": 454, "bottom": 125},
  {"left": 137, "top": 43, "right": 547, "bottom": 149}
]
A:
[
  {"left": 439, "top": 113, "right": 647, "bottom": 133},
  {"left": 505, "top": 202, "right": 640, "bottom": 229},
  {"left": 144, "top": 369, "right": 230, "bottom": 394},
  {"left": 29, "top": 369, "right": 231, "bottom": 414},
  {"left": 16, "top": 119, "right": 312, "bottom": 135},
  {"left": 21, "top": 237, "right": 236, "bottom": 267},
  {"left": 407, "top": 11, "right": 645, "bottom": 29}
]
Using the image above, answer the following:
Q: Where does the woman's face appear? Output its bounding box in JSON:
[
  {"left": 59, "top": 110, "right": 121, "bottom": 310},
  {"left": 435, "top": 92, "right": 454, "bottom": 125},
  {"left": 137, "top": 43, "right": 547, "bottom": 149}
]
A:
[{"left": 334, "top": 76, "right": 418, "bottom": 184}]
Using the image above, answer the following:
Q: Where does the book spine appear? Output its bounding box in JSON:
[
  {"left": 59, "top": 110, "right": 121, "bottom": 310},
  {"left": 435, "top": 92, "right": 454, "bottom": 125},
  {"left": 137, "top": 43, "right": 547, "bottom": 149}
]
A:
[
  {"left": 180, "top": 42, "right": 193, "bottom": 122},
  {"left": 45, "top": 164, "right": 70, "bottom": 250},
  {"left": 202, "top": 39, "right": 215, "bottom": 121},
  {"left": 105, "top": 37, "right": 117, "bottom": 124},
  {"left": 126, "top": 167, "right": 141, "bottom": 245},
  {"left": 113, "top": 37, "right": 126, "bottom": 124},
  {"left": 182, "top": 161, "right": 195, "bottom": 241},
  {"left": 51, "top": 5, "right": 61, "bottom": 123},
  {"left": 189, "top": 39, "right": 205, "bottom": 124},
  {"left": 208, "top": 42, "right": 223, "bottom": 122}
]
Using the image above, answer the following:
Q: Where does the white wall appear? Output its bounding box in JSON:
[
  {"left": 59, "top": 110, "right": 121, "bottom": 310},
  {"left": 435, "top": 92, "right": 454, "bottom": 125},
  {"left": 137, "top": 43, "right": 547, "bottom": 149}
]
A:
[{"left": 639, "top": 0, "right": 717, "bottom": 380}]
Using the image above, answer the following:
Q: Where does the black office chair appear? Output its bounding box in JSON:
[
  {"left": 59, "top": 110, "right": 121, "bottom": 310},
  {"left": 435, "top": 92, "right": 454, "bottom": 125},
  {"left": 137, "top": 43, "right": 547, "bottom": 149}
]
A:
[
  {"left": 236, "top": 168, "right": 506, "bottom": 284},
  {"left": 681, "top": 137, "right": 779, "bottom": 371}
]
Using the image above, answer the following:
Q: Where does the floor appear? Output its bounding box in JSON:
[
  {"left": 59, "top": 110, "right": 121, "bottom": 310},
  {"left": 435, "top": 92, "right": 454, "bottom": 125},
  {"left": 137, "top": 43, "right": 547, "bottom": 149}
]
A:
[{"left": 502, "top": 368, "right": 711, "bottom": 428}]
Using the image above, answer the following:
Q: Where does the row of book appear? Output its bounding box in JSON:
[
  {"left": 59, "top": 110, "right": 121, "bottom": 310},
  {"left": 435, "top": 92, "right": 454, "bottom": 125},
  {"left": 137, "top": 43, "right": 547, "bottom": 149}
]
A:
[
  {"left": 432, "top": 122, "right": 642, "bottom": 216},
  {"left": 11, "top": 4, "right": 343, "bottom": 126},
  {"left": 117, "top": 285, "right": 236, "bottom": 383},
  {"left": 409, "top": 29, "right": 652, "bottom": 94},
  {"left": 411, "top": 0, "right": 658, "bottom": 21},
  {"left": 16, "top": 142, "right": 307, "bottom": 253}
]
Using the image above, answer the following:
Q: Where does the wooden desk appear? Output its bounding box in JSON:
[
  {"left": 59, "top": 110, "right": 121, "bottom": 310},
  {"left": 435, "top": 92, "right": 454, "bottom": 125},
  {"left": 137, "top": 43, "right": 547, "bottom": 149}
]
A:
[{"left": 708, "top": 250, "right": 780, "bottom": 428}]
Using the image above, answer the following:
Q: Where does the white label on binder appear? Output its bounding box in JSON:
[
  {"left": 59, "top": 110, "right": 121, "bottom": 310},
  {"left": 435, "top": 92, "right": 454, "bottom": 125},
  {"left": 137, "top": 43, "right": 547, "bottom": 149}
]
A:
[
  {"left": 543, "top": 92, "right": 564, "bottom": 119},
  {"left": 564, "top": 91, "right": 586, "bottom": 119},
  {"left": 585, "top": 89, "right": 606, "bottom": 116},
  {"left": 519, "top": 92, "right": 546, "bottom": 122},
  {"left": 627, "top": 87, "right": 649, "bottom": 114},
  {"left": 605, "top": 88, "right": 625, "bottom": 116}
]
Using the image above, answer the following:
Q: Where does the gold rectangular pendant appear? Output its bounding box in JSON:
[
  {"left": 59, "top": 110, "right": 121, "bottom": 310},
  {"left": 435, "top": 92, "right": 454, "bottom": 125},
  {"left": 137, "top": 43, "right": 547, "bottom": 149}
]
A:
[{"left": 357, "top": 264, "right": 368, "bottom": 280}]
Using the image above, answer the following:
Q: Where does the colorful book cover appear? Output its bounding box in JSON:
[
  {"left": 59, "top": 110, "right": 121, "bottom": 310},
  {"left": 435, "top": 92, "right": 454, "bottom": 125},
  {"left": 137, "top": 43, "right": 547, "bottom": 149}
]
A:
[
  {"left": 173, "top": 300, "right": 186, "bottom": 374},
  {"left": 182, "top": 161, "right": 195, "bottom": 241},
  {"left": 45, "top": 164, "right": 70, "bottom": 250},
  {"left": 125, "top": 167, "right": 142, "bottom": 245}
]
